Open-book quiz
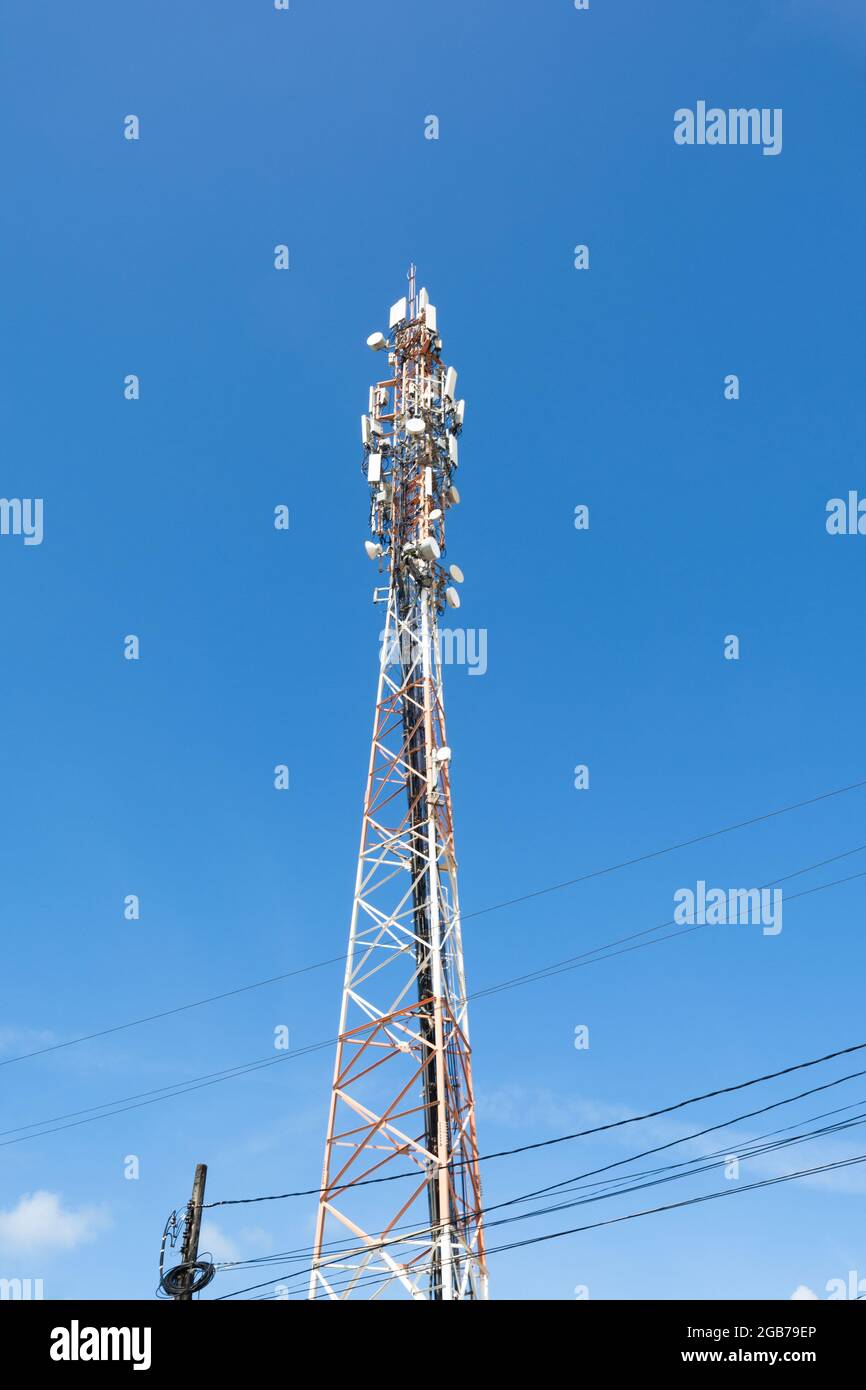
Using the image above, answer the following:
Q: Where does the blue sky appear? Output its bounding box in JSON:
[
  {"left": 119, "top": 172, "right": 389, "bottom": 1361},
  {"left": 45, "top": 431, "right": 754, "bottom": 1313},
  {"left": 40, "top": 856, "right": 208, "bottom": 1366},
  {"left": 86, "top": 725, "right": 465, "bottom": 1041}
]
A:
[{"left": 1, "top": 0, "right": 866, "bottom": 1301}]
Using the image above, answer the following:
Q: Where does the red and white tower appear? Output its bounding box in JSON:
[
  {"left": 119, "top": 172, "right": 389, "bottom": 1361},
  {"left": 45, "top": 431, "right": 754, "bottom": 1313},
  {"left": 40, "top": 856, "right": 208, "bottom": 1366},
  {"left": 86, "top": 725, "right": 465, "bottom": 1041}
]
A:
[{"left": 309, "top": 269, "right": 488, "bottom": 1301}]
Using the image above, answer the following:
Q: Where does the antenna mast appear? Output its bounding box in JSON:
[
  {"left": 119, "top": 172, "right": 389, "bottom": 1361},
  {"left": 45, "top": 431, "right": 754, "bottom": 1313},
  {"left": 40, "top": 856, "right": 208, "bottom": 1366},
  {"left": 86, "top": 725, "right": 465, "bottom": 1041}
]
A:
[{"left": 309, "top": 273, "right": 487, "bottom": 1301}]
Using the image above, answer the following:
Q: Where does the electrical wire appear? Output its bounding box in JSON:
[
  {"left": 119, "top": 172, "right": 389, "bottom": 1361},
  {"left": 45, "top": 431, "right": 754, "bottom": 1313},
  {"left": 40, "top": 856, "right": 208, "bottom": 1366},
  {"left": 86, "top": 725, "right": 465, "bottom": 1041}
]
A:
[
  {"left": 204, "top": 1041, "right": 866, "bottom": 1208},
  {"left": 209, "top": 1084, "right": 866, "bottom": 1285},
  {"left": 4, "top": 776, "right": 864, "bottom": 1069},
  {"left": 220, "top": 1148, "right": 866, "bottom": 1300},
  {"left": 211, "top": 1097, "right": 866, "bottom": 1278},
  {"left": 482, "top": 1150, "right": 866, "bottom": 1260},
  {"left": 4, "top": 855, "right": 865, "bottom": 1151},
  {"left": 248, "top": 1149, "right": 866, "bottom": 1301},
  {"left": 474, "top": 851, "right": 866, "bottom": 1001}
]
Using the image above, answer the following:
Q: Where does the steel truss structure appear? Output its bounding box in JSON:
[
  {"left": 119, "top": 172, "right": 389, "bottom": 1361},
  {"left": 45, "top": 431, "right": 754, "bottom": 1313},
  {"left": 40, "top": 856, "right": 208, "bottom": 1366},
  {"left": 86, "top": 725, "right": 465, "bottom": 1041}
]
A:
[{"left": 309, "top": 269, "right": 488, "bottom": 1301}]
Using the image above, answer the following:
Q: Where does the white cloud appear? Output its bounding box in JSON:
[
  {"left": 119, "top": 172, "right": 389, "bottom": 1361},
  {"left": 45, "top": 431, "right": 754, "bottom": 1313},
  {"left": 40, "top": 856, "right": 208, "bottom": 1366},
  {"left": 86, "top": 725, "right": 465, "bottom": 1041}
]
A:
[
  {"left": 790, "top": 1284, "right": 819, "bottom": 1300},
  {"left": 199, "top": 1221, "right": 241, "bottom": 1263},
  {"left": 200, "top": 1221, "right": 272, "bottom": 1265},
  {"left": 478, "top": 1084, "right": 598, "bottom": 1131},
  {"left": 0, "top": 1027, "right": 56, "bottom": 1058},
  {"left": 0, "top": 1192, "right": 109, "bottom": 1255},
  {"left": 477, "top": 1083, "right": 866, "bottom": 1197}
]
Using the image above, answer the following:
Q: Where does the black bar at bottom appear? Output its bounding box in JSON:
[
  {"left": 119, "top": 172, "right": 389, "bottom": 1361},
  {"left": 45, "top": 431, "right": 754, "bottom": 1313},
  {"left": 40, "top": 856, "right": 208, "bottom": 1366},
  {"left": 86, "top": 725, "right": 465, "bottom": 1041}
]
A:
[{"left": 2, "top": 1297, "right": 858, "bottom": 1374}]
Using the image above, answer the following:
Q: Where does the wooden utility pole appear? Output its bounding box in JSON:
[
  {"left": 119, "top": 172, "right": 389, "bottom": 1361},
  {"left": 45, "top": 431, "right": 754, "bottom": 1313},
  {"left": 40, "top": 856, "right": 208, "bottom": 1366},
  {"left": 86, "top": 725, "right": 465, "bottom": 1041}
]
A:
[{"left": 177, "top": 1163, "right": 207, "bottom": 1301}]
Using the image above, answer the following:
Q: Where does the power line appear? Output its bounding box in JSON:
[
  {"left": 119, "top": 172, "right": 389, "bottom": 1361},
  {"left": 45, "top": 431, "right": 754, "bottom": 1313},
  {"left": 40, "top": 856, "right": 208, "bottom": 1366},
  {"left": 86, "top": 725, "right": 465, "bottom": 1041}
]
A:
[
  {"left": 482, "top": 1150, "right": 866, "bottom": 1261},
  {"left": 210, "top": 1091, "right": 866, "bottom": 1277},
  {"left": 474, "top": 856, "right": 866, "bottom": 1002},
  {"left": 220, "top": 1149, "right": 866, "bottom": 1300},
  {"left": 4, "top": 775, "right": 864, "bottom": 1070},
  {"left": 322, "top": 1147, "right": 866, "bottom": 1299},
  {"left": 462, "top": 777, "right": 866, "bottom": 921},
  {"left": 474, "top": 1064, "right": 866, "bottom": 1215},
  {"left": 4, "top": 856, "right": 865, "bottom": 1150},
  {"left": 482, "top": 1113, "right": 866, "bottom": 1230},
  {"left": 203, "top": 1038, "right": 866, "bottom": 1206},
  {"left": 0, "top": 1039, "right": 336, "bottom": 1146},
  {"left": 0, "top": 959, "right": 346, "bottom": 1069}
]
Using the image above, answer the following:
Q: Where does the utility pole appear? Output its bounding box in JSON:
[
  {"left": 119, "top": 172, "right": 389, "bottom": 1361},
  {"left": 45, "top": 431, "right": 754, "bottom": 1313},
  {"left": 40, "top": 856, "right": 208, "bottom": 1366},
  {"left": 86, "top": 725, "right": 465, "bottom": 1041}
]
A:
[
  {"left": 177, "top": 1163, "right": 207, "bottom": 1301},
  {"left": 309, "top": 271, "right": 487, "bottom": 1301}
]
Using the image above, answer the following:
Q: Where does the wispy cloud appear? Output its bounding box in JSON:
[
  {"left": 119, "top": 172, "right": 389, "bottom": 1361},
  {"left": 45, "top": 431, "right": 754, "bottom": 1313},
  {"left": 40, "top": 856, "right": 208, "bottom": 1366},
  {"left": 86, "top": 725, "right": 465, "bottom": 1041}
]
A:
[
  {"left": 0, "top": 1191, "right": 110, "bottom": 1256},
  {"left": 0, "top": 1026, "right": 57, "bottom": 1059},
  {"left": 476, "top": 1083, "right": 866, "bottom": 1195},
  {"left": 200, "top": 1220, "right": 271, "bottom": 1266},
  {"left": 199, "top": 1220, "right": 241, "bottom": 1264}
]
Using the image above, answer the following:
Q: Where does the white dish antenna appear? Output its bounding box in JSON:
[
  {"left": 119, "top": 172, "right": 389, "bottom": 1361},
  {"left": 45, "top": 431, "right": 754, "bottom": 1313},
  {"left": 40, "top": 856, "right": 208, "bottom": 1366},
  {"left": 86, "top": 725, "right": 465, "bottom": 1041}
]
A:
[
  {"left": 366, "top": 331, "right": 387, "bottom": 351},
  {"left": 406, "top": 416, "right": 425, "bottom": 436},
  {"left": 364, "top": 541, "right": 383, "bottom": 560},
  {"left": 445, "top": 586, "right": 461, "bottom": 609},
  {"left": 417, "top": 536, "right": 441, "bottom": 563},
  {"left": 448, "top": 564, "right": 464, "bottom": 584}
]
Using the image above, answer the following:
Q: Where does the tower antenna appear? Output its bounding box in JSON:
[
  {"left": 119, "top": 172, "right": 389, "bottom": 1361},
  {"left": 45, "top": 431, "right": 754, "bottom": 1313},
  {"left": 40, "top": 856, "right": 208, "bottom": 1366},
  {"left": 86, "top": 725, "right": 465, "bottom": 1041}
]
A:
[
  {"left": 309, "top": 277, "right": 486, "bottom": 1301},
  {"left": 407, "top": 261, "right": 417, "bottom": 321}
]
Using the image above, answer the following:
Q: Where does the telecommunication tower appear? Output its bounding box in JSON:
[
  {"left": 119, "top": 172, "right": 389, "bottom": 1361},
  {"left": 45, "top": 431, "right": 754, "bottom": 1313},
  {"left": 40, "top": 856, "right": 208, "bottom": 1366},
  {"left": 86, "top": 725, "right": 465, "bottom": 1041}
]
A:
[{"left": 309, "top": 268, "right": 488, "bottom": 1301}]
